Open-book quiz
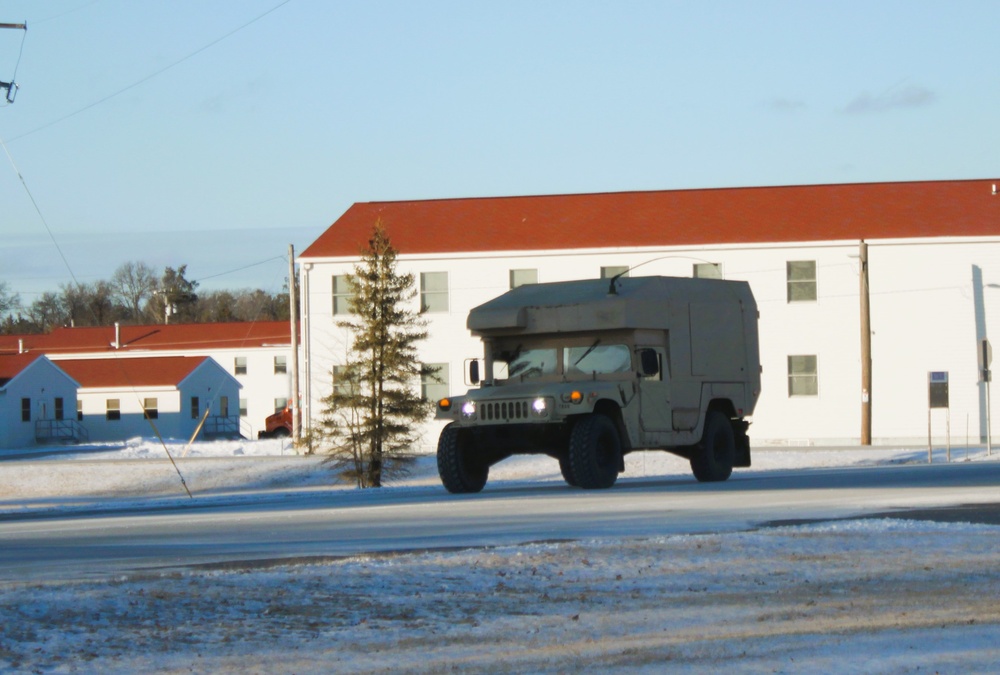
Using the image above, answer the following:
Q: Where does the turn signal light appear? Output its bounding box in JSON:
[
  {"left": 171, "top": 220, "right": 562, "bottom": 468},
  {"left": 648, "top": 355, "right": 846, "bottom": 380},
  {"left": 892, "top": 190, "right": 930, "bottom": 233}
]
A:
[{"left": 439, "top": 398, "right": 452, "bottom": 411}]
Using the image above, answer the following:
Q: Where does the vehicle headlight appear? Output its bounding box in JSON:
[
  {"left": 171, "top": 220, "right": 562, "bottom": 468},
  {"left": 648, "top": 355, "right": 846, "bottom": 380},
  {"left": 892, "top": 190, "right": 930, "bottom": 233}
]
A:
[
  {"left": 461, "top": 401, "right": 477, "bottom": 419},
  {"left": 531, "top": 397, "right": 549, "bottom": 417}
]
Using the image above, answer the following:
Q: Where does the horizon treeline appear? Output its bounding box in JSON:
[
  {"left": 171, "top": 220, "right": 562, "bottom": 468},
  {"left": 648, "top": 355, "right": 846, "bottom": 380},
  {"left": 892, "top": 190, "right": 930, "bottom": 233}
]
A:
[{"left": 0, "top": 261, "right": 292, "bottom": 335}]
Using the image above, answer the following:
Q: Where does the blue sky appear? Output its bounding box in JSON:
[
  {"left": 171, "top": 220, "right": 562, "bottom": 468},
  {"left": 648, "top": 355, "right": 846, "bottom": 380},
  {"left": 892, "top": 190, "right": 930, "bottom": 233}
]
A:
[{"left": 1, "top": 0, "right": 998, "bottom": 302}]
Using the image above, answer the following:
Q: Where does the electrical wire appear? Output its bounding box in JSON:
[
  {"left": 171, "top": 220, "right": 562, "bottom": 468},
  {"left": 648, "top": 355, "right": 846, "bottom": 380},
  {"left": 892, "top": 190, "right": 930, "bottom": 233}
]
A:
[{"left": 6, "top": 0, "right": 293, "bottom": 141}]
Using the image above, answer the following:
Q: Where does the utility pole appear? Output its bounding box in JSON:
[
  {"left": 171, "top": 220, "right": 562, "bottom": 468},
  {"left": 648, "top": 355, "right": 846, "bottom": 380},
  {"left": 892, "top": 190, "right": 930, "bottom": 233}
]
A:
[
  {"left": 1, "top": 22, "right": 27, "bottom": 104},
  {"left": 860, "top": 240, "right": 873, "bottom": 445},
  {"left": 288, "top": 244, "right": 301, "bottom": 446}
]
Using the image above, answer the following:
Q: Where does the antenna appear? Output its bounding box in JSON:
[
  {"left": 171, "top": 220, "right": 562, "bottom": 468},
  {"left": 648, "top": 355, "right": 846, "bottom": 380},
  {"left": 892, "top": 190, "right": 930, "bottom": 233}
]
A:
[{"left": 607, "top": 254, "right": 716, "bottom": 295}]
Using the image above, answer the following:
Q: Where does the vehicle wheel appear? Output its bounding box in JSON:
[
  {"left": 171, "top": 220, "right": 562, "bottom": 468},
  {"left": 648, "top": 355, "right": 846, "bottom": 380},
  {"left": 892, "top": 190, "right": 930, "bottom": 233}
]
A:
[
  {"left": 691, "top": 410, "right": 735, "bottom": 482},
  {"left": 558, "top": 454, "right": 578, "bottom": 487},
  {"left": 272, "top": 427, "right": 291, "bottom": 438},
  {"left": 437, "top": 424, "right": 488, "bottom": 493},
  {"left": 568, "top": 414, "right": 620, "bottom": 489}
]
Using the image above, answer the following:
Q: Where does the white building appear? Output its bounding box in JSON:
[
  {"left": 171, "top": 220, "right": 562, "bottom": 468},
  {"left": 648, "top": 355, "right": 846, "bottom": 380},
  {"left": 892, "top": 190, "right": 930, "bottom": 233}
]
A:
[
  {"left": 0, "top": 354, "right": 82, "bottom": 450},
  {"left": 56, "top": 356, "right": 241, "bottom": 442},
  {"left": 299, "top": 179, "right": 1000, "bottom": 449},
  {"left": 3, "top": 321, "right": 295, "bottom": 439}
]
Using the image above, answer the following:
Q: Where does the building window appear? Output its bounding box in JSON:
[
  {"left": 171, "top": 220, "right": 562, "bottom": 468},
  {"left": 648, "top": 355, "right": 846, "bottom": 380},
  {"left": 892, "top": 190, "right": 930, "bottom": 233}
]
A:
[
  {"left": 219, "top": 396, "right": 229, "bottom": 417},
  {"left": 54, "top": 398, "right": 65, "bottom": 421},
  {"left": 274, "top": 398, "right": 288, "bottom": 413},
  {"left": 788, "top": 355, "right": 818, "bottom": 396},
  {"left": 274, "top": 355, "right": 287, "bottom": 374},
  {"left": 510, "top": 269, "right": 537, "bottom": 289},
  {"left": 787, "top": 261, "right": 817, "bottom": 302},
  {"left": 77, "top": 400, "right": 83, "bottom": 422},
  {"left": 693, "top": 263, "right": 722, "bottom": 279},
  {"left": 234, "top": 356, "right": 247, "bottom": 375},
  {"left": 240, "top": 398, "right": 248, "bottom": 417},
  {"left": 106, "top": 399, "right": 121, "bottom": 421},
  {"left": 21, "top": 398, "right": 30, "bottom": 422},
  {"left": 143, "top": 398, "right": 158, "bottom": 420},
  {"left": 420, "top": 272, "right": 449, "bottom": 313},
  {"left": 601, "top": 265, "right": 629, "bottom": 280},
  {"left": 333, "top": 275, "right": 355, "bottom": 315},
  {"left": 191, "top": 396, "right": 200, "bottom": 419},
  {"left": 331, "top": 365, "right": 350, "bottom": 396},
  {"left": 422, "top": 363, "right": 449, "bottom": 402}
]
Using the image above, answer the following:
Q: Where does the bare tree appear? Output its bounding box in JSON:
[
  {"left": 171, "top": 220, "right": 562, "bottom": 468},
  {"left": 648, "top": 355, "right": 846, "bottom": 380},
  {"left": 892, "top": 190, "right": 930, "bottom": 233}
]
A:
[{"left": 111, "top": 261, "right": 157, "bottom": 322}]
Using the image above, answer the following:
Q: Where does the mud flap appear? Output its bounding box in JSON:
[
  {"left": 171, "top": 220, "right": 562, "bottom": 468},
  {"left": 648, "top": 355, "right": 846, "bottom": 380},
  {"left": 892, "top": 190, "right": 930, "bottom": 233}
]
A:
[{"left": 733, "top": 419, "right": 752, "bottom": 467}]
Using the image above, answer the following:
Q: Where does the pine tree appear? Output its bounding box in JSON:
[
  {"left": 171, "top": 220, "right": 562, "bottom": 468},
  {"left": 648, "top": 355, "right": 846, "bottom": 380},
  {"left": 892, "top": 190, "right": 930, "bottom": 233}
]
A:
[{"left": 318, "top": 222, "right": 434, "bottom": 488}]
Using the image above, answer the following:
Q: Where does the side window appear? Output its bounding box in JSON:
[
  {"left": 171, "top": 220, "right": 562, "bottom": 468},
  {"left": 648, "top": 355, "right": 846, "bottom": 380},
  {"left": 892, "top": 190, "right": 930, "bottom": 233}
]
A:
[
  {"left": 239, "top": 398, "right": 248, "bottom": 417},
  {"left": 234, "top": 356, "right": 247, "bottom": 375},
  {"left": 601, "top": 265, "right": 629, "bottom": 279},
  {"left": 143, "top": 398, "right": 158, "bottom": 420},
  {"left": 191, "top": 396, "right": 200, "bottom": 419},
  {"left": 274, "top": 397, "right": 288, "bottom": 413},
  {"left": 420, "top": 272, "right": 449, "bottom": 312},
  {"left": 106, "top": 399, "right": 121, "bottom": 421},
  {"left": 21, "top": 397, "right": 30, "bottom": 422},
  {"left": 333, "top": 275, "right": 355, "bottom": 315},
  {"left": 509, "top": 269, "right": 538, "bottom": 289},
  {"left": 55, "top": 397, "right": 65, "bottom": 421},
  {"left": 77, "top": 400, "right": 84, "bottom": 422},
  {"left": 787, "top": 261, "right": 817, "bottom": 302},
  {"left": 422, "top": 363, "right": 449, "bottom": 402},
  {"left": 788, "top": 355, "right": 818, "bottom": 396},
  {"left": 219, "top": 396, "right": 229, "bottom": 418},
  {"left": 274, "top": 355, "right": 288, "bottom": 374}
]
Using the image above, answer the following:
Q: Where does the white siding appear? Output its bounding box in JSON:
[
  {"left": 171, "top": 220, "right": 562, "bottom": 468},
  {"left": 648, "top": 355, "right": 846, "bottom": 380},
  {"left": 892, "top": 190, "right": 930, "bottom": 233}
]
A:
[{"left": 301, "top": 236, "right": 1000, "bottom": 450}]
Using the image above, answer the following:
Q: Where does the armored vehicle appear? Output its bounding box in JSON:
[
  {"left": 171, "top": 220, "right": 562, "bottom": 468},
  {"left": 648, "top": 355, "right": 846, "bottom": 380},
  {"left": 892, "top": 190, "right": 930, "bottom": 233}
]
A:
[{"left": 435, "top": 275, "right": 761, "bottom": 492}]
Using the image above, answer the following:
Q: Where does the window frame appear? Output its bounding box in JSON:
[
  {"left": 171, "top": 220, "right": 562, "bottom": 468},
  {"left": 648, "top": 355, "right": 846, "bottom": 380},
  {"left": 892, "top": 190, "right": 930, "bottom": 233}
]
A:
[
  {"left": 787, "top": 260, "right": 818, "bottom": 302},
  {"left": 143, "top": 397, "right": 159, "bottom": 420},
  {"left": 787, "top": 354, "right": 819, "bottom": 397},
  {"left": 234, "top": 356, "right": 247, "bottom": 375},
  {"left": 420, "top": 272, "right": 449, "bottom": 313},
  {"left": 332, "top": 274, "right": 355, "bottom": 315},
  {"left": 274, "top": 355, "right": 288, "bottom": 374},
  {"left": 21, "top": 397, "right": 30, "bottom": 422},
  {"left": 106, "top": 399, "right": 121, "bottom": 421}
]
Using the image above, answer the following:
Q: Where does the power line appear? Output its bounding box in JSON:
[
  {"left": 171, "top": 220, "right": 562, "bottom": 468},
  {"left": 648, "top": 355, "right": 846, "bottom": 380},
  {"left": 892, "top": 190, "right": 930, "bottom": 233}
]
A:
[{"left": 6, "top": 0, "right": 293, "bottom": 140}]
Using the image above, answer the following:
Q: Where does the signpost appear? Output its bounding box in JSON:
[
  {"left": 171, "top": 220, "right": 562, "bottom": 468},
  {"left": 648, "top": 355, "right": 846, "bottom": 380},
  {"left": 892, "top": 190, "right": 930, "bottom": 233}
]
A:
[
  {"left": 928, "top": 371, "right": 950, "bottom": 463},
  {"left": 980, "top": 338, "right": 992, "bottom": 457}
]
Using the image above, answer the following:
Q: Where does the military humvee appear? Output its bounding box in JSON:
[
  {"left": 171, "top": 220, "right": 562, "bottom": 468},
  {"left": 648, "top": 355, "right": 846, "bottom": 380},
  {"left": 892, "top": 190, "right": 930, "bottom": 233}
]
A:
[{"left": 435, "top": 275, "right": 761, "bottom": 493}]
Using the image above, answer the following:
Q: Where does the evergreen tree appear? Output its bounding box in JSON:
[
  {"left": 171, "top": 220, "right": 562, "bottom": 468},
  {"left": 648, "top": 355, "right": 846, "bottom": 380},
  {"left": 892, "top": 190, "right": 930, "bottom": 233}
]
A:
[{"left": 318, "top": 222, "right": 434, "bottom": 488}]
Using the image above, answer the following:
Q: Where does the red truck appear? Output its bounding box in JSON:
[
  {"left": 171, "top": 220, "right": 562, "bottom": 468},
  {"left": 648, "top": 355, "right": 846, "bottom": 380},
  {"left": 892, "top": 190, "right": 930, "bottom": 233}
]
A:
[{"left": 258, "top": 405, "right": 294, "bottom": 438}]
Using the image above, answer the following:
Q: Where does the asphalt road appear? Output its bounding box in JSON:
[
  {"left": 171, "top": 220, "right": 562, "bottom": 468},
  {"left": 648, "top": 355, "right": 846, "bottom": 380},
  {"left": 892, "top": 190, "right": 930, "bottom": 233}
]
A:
[{"left": 2, "top": 460, "right": 999, "bottom": 583}]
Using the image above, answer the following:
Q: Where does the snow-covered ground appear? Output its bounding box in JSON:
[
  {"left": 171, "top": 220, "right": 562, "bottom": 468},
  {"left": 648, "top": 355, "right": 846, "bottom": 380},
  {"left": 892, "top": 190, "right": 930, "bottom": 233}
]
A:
[{"left": 2, "top": 439, "right": 999, "bottom": 673}]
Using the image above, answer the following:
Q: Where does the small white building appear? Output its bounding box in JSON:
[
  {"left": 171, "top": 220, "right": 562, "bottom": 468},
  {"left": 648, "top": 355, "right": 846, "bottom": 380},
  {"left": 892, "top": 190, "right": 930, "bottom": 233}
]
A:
[
  {"left": 0, "top": 354, "right": 82, "bottom": 450},
  {"left": 298, "top": 179, "right": 1000, "bottom": 449},
  {"left": 56, "top": 356, "right": 241, "bottom": 442},
  {"left": 5, "top": 321, "right": 295, "bottom": 439}
]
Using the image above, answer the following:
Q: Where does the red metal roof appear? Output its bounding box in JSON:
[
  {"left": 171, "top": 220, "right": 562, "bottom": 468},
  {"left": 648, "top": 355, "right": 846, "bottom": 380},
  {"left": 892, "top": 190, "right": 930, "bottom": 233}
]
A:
[
  {"left": 7, "top": 321, "right": 293, "bottom": 356},
  {"left": 301, "top": 179, "right": 1000, "bottom": 258},
  {"left": 56, "top": 356, "right": 209, "bottom": 388},
  {"left": 0, "top": 354, "right": 44, "bottom": 387}
]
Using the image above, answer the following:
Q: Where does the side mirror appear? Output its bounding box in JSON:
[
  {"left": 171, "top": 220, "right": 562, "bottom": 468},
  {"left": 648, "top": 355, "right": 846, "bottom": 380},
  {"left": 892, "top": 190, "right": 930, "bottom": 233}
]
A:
[
  {"left": 469, "top": 359, "right": 481, "bottom": 385},
  {"left": 638, "top": 349, "right": 659, "bottom": 377}
]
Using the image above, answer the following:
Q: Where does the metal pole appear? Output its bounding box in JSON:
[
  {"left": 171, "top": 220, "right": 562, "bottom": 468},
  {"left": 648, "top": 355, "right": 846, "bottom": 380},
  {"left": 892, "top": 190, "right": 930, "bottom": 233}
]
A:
[
  {"left": 860, "top": 240, "right": 873, "bottom": 445},
  {"left": 289, "top": 244, "right": 301, "bottom": 447}
]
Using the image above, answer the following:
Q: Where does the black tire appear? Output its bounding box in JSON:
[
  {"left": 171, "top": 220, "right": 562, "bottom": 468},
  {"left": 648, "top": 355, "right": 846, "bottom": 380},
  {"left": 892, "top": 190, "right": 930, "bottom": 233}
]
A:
[
  {"left": 568, "top": 414, "right": 620, "bottom": 490},
  {"left": 271, "top": 427, "right": 291, "bottom": 438},
  {"left": 437, "top": 424, "right": 488, "bottom": 494},
  {"left": 558, "top": 454, "right": 579, "bottom": 487},
  {"left": 691, "top": 410, "right": 735, "bottom": 482}
]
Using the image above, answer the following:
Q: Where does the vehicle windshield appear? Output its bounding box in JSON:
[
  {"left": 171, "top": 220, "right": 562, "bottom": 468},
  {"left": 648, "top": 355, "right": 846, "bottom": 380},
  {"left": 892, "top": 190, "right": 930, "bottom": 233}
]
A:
[{"left": 491, "top": 342, "right": 632, "bottom": 381}]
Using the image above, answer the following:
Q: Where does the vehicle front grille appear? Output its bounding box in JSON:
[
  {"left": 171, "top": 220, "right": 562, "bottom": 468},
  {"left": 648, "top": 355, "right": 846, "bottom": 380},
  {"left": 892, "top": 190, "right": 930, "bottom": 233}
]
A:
[{"left": 481, "top": 399, "right": 531, "bottom": 422}]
